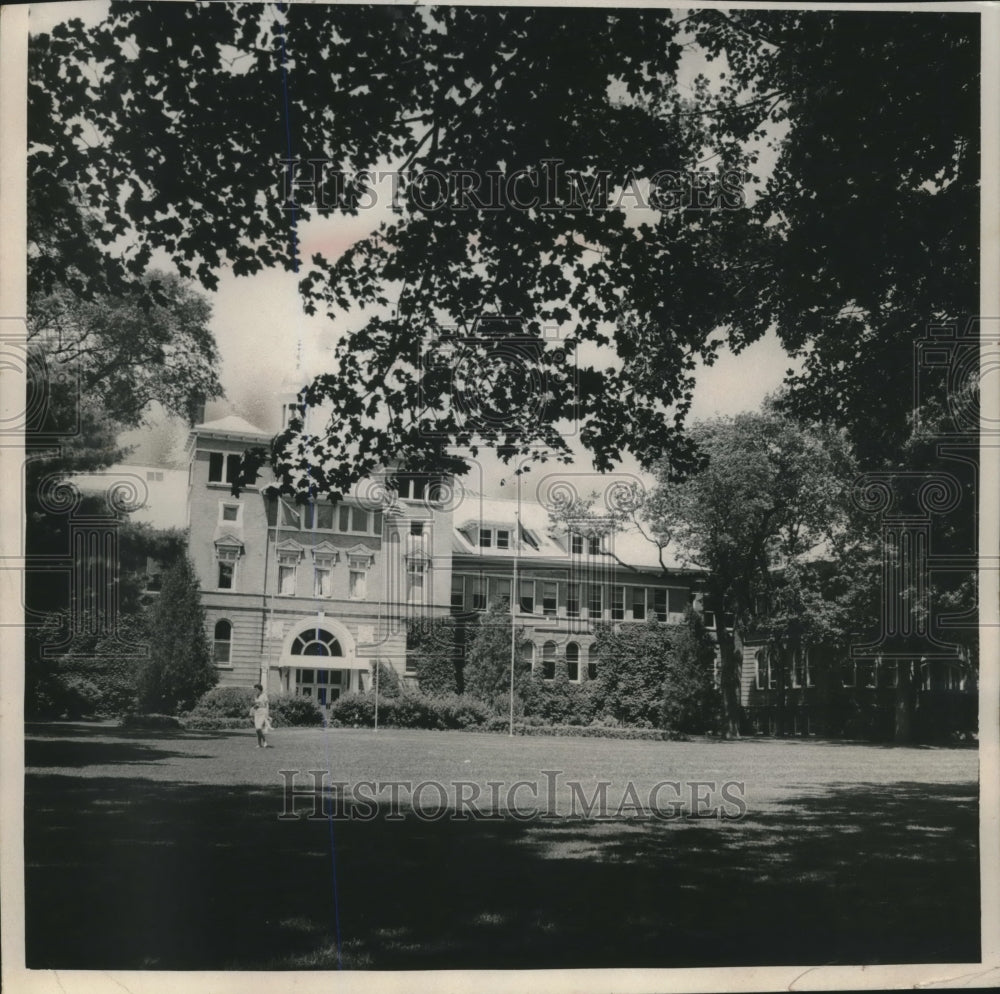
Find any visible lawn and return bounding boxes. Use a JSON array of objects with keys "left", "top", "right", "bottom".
[{"left": 24, "top": 722, "right": 979, "bottom": 970}]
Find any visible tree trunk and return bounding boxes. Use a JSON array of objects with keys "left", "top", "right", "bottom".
[
  {"left": 894, "top": 659, "right": 917, "bottom": 743},
  {"left": 718, "top": 627, "right": 743, "bottom": 739}
]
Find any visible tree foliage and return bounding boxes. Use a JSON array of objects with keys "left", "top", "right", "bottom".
[
  {"left": 28, "top": 270, "right": 223, "bottom": 428},
  {"left": 406, "top": 617, "right": 461, "bottom": 695},
  {"left": 641, "top": 406, "right": 857, "bottom": 736},
  {"left": 137, "top": 556, "right": 216, "bottom": 714},
  {"left": 591, "top": 620, "right": 673, "bottom": 729},
  {"left": 462, "top": 601, "right": 532, "bottom": 707},
  {"left": 29, "top": 6, "right": 976, "bottom": 491}
]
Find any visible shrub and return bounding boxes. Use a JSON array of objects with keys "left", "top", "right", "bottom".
[
  {"left": 187, "top": 685, "right": 256, "bottom": 718},
  {"left": 369, "top": 659, "right": 403, "bottom": 698},
  {"left": 268, "top": 693, "right": 324, "bottom": 727},
  {"left": 120, "top": 713, "right": 182, "bottom": 730},
  {"left": 522, "top": 669, "right": 599, "bottom": 726},
  {"left": 328, "top": 691, "right": 490, "bottom": 730}
]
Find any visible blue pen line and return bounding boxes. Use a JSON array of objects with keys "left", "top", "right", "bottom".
[{"left": 276, "top": 1, "right": 343, "bottom": 969}]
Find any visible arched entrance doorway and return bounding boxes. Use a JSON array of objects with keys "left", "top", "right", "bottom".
[{"left": 277, "top": 620, "right": 366, "bottom": 705}]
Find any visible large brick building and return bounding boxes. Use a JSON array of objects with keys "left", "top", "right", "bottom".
[
  {"left": 181, "top": 403, "right": 975, "bottom": 737},
  {"left": 184, "top": 408, "right": 704, "bottom": 704}
]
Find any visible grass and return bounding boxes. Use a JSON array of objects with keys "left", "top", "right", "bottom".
[{"left": 24, "top": 721, "right": 979, "bottom": 970}]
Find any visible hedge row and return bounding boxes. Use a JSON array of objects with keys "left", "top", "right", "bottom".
[
  {"left": 328, "top": 691, "right": 491, "bottom": 730},
  {"left": 182, "top": 686, "right": 324, "bottom": 728},
  {"left": 509, "top": 723, "right": 690, "bottom": 741}
]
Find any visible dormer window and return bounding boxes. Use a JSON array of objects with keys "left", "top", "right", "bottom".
[
  {"left": 588, "top": 535, "right": 601, "bottom": 556},
  {"left": 571, "top": 534, "right": 584, "bottom": 555},
  {"left": 496, "top": 529, "right": 510, "bottom": 549},
  {"left": 479, "top": 528, "right": 492, "bottom": 548}
]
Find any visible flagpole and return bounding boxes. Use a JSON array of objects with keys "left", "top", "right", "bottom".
[{"left": 509, "top": 483, "right": 519, "bottom": 737}]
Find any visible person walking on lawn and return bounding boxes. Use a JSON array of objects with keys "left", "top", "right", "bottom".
[{"left": 251, "top": 683, "right": 271, "bottom": 748}]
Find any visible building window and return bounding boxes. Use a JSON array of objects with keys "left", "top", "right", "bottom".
[
  {"left": 566, "top": 642, "right": 580, "bottom": 682},
  {"left": 805, "top": 649, "right": 816, "bottom": 688},
  {"left": 291, "top": 627, "right": 342, "bottom": 657},
  {"left": 519, "top": 579, "right": 534, "bottom": 614},
  {"left": 313, "top": 563, "right": 333, "bottom": 598},
  {"left": 755, "top": 649, "right": 767, "bottom": 691},
  {"left": 588, "top": 583, "right": 602, "bottom": 619},
  {"left": 451, "top": 574, "right": 465, "bottom": 610},
  {"left": 496, "top": 529, "right": 510, "bottom": 550},
  {"left": 279, "top": 498, "right": 301, "bottom": 529},
  {"left": 208, "top": 452, "right": 224, "bottom": 483},
  {"left": 630, "top": 586, "right": 646, "bottom": 621},
  {"left": 216, "top": 546, "right": 240, "bottom": 590},
  {"left": 277, "top": 552, "right": 299, "bottom": 596},
  {"left": 587, "top": 645, "right": 598, "bottom": 681},
  {"left": 542, "top": 581, "right": 558, "bottom": 618},
  {"left": 471, "top": 576, "right": 487, "bottom": 611},
  {"left": 668, "top": 588, "right": 688, "bottom": 617},
  {"left": 407, "top": 558, "right": 427, "bottom": 602},
  {"left": 523, "top": 641, "right": 535, "bottom": 670},
  {"left": 652, "top": 588, "right": 667, "bottom": 622},
  {"left": 767, "top": 651, "right": 778, "bottom": 689},
  {"left": 220, "top": 502, "right": 241, "bottom": 524},
  {"left": 410, "top": 521, "right": 424, "bottom": 536},
  {"left": 226, "top": 454, "right": 241, "bottom": 484},
  {"left": 349, "top": 569, "right": 367, "bottom": 599},
  {"left": 348, "top": 553, "right": 373, "bottom": 600},
  {"left": 880, "top": 658, "right": 897, "bottom": 688},
  {"left": 146, "top": 470, "right": 164, "bottom": 482},
  {"left": 395, "top": 475, "right": 434, "bottom": 501},
  {"left": 566, "top": 583, "right": 580, "bottom": 618},
  {"left": 841, "top": 661, "right": 856, "bottom": 688},
  {"left": 703, "top": 611, "right": 716, "bottom": 630},
  {"left": 542, "top": 641, "right": 556, "bottom": 680},
  {"left": 611, "top": 586, "right": 624, "bottom": 621},
  {"left": 338, "top": 505, "right": 373, "bottom": 534},
  {"left": 588, "top": 535, "right": 601, "bottom": 555},
  {"left": 490, "top": 576, "right": 512, "bottom": 609},
  {"left": 571, "top": 534, "right": 584, "bottom": 555},
  {"left": 791, "top": 647, "right": 803, "bottom": 688},
  {"left": 308, "top": 503, "right": 335, "bottom": 530},
  {"left": 479, "top": 528, "right": 492, "bottom": 548},
  {"left": 213, "top": 619, "right": 232, "bottom": 664}
]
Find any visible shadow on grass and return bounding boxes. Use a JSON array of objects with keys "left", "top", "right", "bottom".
[{"left": 25, "top": 756, "right": 979, "bottom": 970}]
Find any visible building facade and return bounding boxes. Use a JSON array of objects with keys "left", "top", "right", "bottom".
[{"left": 184, "top": 410, "right": 703, "bottom": 704}]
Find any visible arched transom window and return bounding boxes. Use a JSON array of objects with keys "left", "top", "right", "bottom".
[{"left": 291, "top": 628, "right": 343, "bottom": 657}]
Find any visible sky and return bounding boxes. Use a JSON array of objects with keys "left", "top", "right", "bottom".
[{"left": 31, "top": 0, "right": 800, "bottom": 494}]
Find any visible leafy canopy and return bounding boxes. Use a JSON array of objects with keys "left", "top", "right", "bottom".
[{"left": 29, "top": 5, "right": 979, "bottom": 490}]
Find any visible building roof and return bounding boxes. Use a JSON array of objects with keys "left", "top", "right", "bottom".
[
  {"left": 450, "top": 492, "right": 696, "bottom": 574},
  {"left": 194, "top": 415, "right": 268, "bottom": 437}
]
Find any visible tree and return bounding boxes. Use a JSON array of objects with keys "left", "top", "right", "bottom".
[
  {"left": 406, "top": 617, "right": 461, "bottom": 695},
  {"left": 641, "top": 407, "right": 856, "bottom": 737},
  {"left": 28, "top": 270, "right": 223, "bottom": 428},
  {"left": 137, "top": 556, "right": 216, "bottom": 714},
  {"left": 660, "top": 609, "right": 721, "bottom": 735},
  {"left": 29, "top": 7, "right": 977, "bottom": 492},
  {"left": 462, "top": 601, "right": 532, "bottom": 707}
]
